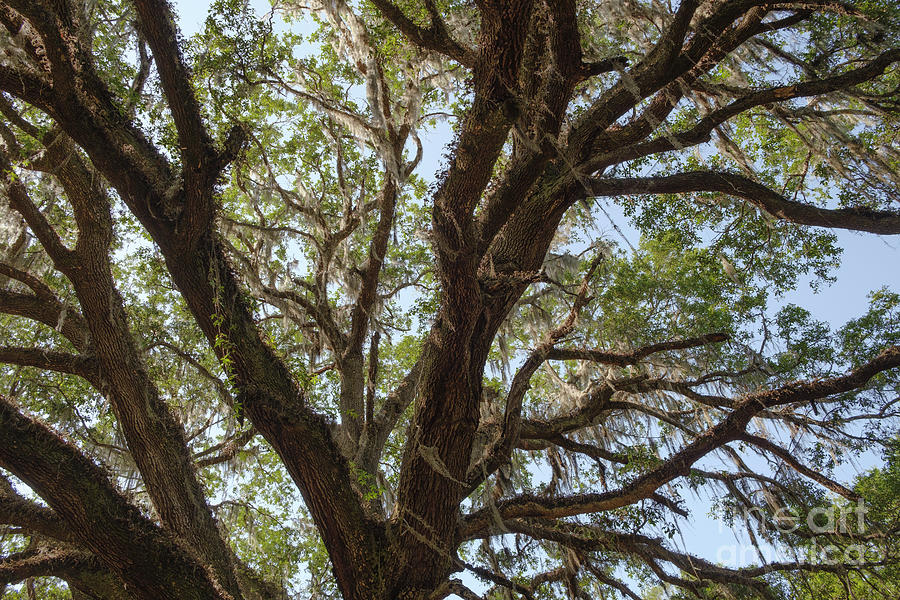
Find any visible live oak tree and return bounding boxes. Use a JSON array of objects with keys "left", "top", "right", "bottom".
[{"left": 0, "top": 0, "right": 899, "bottom": 598}]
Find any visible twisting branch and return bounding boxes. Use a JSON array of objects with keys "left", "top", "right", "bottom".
[
  {"left": 546, "top": 333, "right": 729, "bottom": 366},
  {"left": 0, "top": 394, "right": 231, "bottom": 600},
  {"left": 368, "top": 0, "right": 475, "bottom": 66},
  {"left": 738, "top": 432, "right": 861, "bottom": 500},
  {"left": 586, "top": 171, "right": 900, "bottom": 234},
  {"left": 515, "top": 370, "right": 732, "bottom": 444},
  {"left": 146, "top": 340, "right": 233, "bottom": 405}
]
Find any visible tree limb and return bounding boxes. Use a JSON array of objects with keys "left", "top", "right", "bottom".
[
  {"left": 588, "top": 170, "right": 900, "bottom": 234},
  {"left": 0, "top": 394, "right": 231, "bottom": 600},
  {"left": 546, "top": 333, "right": 729, "bottom": 366},
  {"left": 0, "top": 290, "right": 91, "bottom": 352},
  {"left": 0, "top": 547, "right": 99, "bottom": 587},
  {"left": 0, "top": 346, "right": 99, "bottom": 382},
  {"left": 0, "top": 473, "right": 73, "bottom": 542},
  {"left": 368, "top": 0, "right": 475, "bottom": 66},
  {"left": 739, "top": 432, "right": 861, "bottom": 500},
  {"left": 131, "top": 0, "right": 215, "bottom": 171}
]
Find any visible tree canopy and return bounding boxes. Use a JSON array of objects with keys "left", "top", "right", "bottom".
[{"left": 0, "top": 0, "right": 899, "bottom": 599}]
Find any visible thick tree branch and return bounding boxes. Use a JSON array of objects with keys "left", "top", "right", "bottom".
[
  {"left": 131, "top": 0, "right": 215, "bottom": 168},
  {"left": 0, "top": 290, "right": 91, "bottom": 352},
  {"left": 471, "top": 4, "right": 798, "bottom": 319},
  {"left": 369, "top": 0, "right": 474, "bottom": 66},
  {"left": 391, "top": 1, "right": 542, "bottom": 586},
  {"left": 587, "top": 170, "right": 900, "bottom": 234},
  {"left": 28, "top": 130, "right": 112, "bottom": 248},
  {"left": 14, "top": 118, "right": 247, "bottom": 599},
  {"left": 0, "top": 346, "right": 99, "bottom": 382},
  {"left": 2, "top": 14, "right": 382, "bottom": 592},
  {"left": 546, "top": 0, "right": 584, "bottom": 80},
  {"left": 365, "top": 331, "right": 380, "bottom": 429},
  {"left": 0, "top": 147, "right": 73, "bottom": 266},
  {"left": 2, "top": 0, "right": 179, "bottom": 239},
  {"left": 0, "top": 474, "right": 73, "bottom": 542},
  {"left": 635, "top": 0, "right": 700, "bottom": 83},
  {"left": 348, "top": 179, "right": 398, "bottom": 351},
  {"left": 430, "top": 0, "right": 536, "bottom": 281},
  {"left": 0, "top": 394, "right": 231, "bottom": 600},
  {"left": 0, "top": 547, "right": 100, "bottom": 587},
  {"left": 516, "top": 378, "right": 636, "bottom": 440},
  {"left": 131, "top": 0, "right": 243, "bottom": 238}
]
